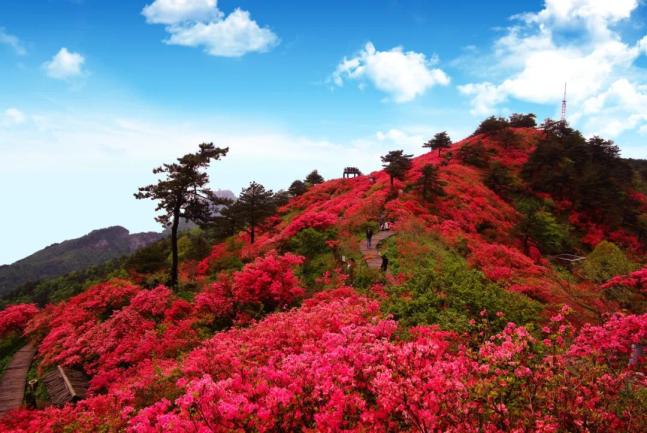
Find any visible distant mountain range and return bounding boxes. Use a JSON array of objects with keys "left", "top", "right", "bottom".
[
  {"left": 0, "top": 189, "right": 237, "bottom": 297},
  {"left": 0, "top": 226, "right": 163, "bottom": 296}
]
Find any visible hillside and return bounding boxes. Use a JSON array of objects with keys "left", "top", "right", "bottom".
[
  {"left": 0, "top": 119, "right": 645, "bottom": 432},
  {"left": 0, "top": 226, "right": 162, "bottom": 296}
]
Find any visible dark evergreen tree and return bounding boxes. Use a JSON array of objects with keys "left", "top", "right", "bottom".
[
  {"left": 509, "top": 113, "right": 537, "bottom": 128},
  {"left": 210, "top": 197, "right": 239, "bottom": 239},
  {"left": 135, "top": 143, "right": 228, "bottom": 287},
  {"left": 457, "top": 141, "right": 490, "bottom": 168},
  {"left": 305, "top": 170, "right": 324, "bottom": 186},
  {"left": 381, "top": 150, "right": 413, "bottom": 188},
  {"left": 423, "top": 131, "right": 452, "bottom": 156},
  {"left": 523, "top": 121, "right": 634, "bottom": 227},
  {"left": 288, "top": 180, "right": 307, "bottom": 196},
  {"left": 273, "top": 189, "right": 291, "bottom": 207},
  {"left": 475, "top": 116, "right": 509, "bottom": 135},
  {"left": 235, "top": 181, "right": 276, "bottom": 244},
  {"left": 417, "top": 164, "right": 446, "bottom": 200}
]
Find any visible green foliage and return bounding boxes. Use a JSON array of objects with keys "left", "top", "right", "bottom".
[
  {"left": 508, "top": 113, "right": 536, "bottom": 128},
  {"left": 288, "top": 180, "right": 307, "bottom": 196},
  {"left": 287, "top": 228, "right": 335, "bottom": 259},
  {"left": 234, "top": 181, "right": 278, "bottom": 244},
  {"left": 423, "top": 131, "right": 452, "bottom": 156},
  {"left": 602, "top": 283, "right": 647, "bottom": 314},
  {"left": 515, "top": 199, "right": 570, "bottom": 255},
  {"left": 305, "top": 170, "right": 325, "bottom": 186},
  {"left": 457, "top": 141, "right": 490, "bottom": 168},
  {"left": 485, "top": 162, "right": 521, "bottom": 198},
  {"left": 287, "top": 228, "right": 337, "bottom": 289},
  {"left": 381, "top": 150, "right": 413, "bottom": 187},
  {"left": 127, "top": 238, "right": 170, "bottom": 274},
  {"left": 2, "top": 258, "right": 128, "bottom": 307},
  {"left": 0, "top": 334, "right": 24, "bottom": 375},
  {"left": 416, "top": 164, "right": 446, "bottom": 201},
  {"left": 176, "top": 229, "right": 211, "bottom": 262},
  {"left": 135, "top": 143, "right": 229, "bottom": 287},
  {"left": 522, "top": 123, "right": 634, "bottom": 227},
  {"left": 383, "top": 245, "right": 541, "bottom": 333},
  {"left": 25, "top": 360, "right": 49, "bottom": 409},
  {"left": 582, "top": 241, "right": 636, "bottom": 283},
  {"left": 475, "top": 116, "right": 509, "bottom": 135}
]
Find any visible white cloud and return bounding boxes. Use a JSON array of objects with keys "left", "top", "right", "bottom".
[
  {"left": 142, "top": 1, "right": 278, "bottom": 57},
  {"left": 0, "top": 28, "right": 26, "bottom": 55},
  {"left": 166, "top": 9, "right": 278, "bottom": 57},
  {"left": 3, "top": 108, "right": 26, "bottom": 126},
  {"left": 333, "top": 42, "right": 449, "bottom": 103},
  {"left": 460, "top": 0, "right": 647, "bottom": 137},
  {"left": 43, "top": 48, "right": 85, "bottom": 79},
  {"left": 142, "top": 0, "right": 220, "bottom": 24},
  {"left": 458, "top": 82, "right": 507, "bottom": 115}
]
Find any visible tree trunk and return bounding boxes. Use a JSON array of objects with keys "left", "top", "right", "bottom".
[
  {"left": 170, "top": 208, "right": 180, "bottom": 288},
  {"left": 250, "top": 219, "right": 255, "bottom": 244}
]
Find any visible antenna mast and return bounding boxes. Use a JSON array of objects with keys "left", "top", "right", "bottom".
[{"left": 560, "top": 82, "right": 567, "bottom": 123}]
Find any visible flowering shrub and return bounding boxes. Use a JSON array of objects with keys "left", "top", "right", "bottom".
[
  {"left": 282, "top": 210, "right": 338, "bottom": 238},
  {"left": 2, "top": 288, "right": 645, "bottom": 433},
  {"left": 193, "top": 251, "right": 305, "bottom": 328},
  {"left": 0, "top": 303, "right": 39, "bottom": 338},
  {"left": 3, "top": 126, "right": 647, "bottom": 432}
]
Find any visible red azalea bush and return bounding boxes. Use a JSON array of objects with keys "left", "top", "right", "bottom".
[
  {"left": 0, "top": 303, "right": 39, "bottom": 338},
  {"left": 30, "top": 282, "right": 197, "bottom": 393},
  {"left": 282, "top": 210, "right": 338, "bottom": 238},
  {"left": 2, "top": 290, "right": 645, "bottom": 433},
  {"left": 194, "top": 251, "right": 305, "bottom": 326},
  {"left": 131, "top": 298, "right": 646, "bottom": 433},
  {"left": 601, "top": 265, "right": 647, "bottom": 292}
]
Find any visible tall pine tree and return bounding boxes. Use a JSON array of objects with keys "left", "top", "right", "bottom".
[
  {"left": 235, "top": 181, "right": 277, "bottom": 244},
  {"left": 135, "top": 143, "right": 228, "bottom": 287},
  {"left": 381, "top": 150, "right": 413, "bottom": 188},
  {"left": 423, "top": 131, "right": 452, "bottom": 156}
]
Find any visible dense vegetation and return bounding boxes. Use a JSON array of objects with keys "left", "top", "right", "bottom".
[
  {"left": 0, "top": 226, "right": 160, "bottom": 297},
  {"left": 0, "top": 116, "right": 645, "bottom": 432}
]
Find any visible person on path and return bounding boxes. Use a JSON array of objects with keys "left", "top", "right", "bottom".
[
  {"left": 366, "top": 227, "right": 374, "bottom": 248},
  {"left": 380, "top": 253, "right": 389, "bottom": 272}
]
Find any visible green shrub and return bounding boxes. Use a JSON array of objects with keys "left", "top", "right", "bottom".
[
  {"left": 382, "top": 235, "right": 541, "bottom": 333},
  {"left": 582, "top": 241, "right": 636, "bottom": 283},
  {"left": 457, "top": 142, "right": 490, "bottom": 168}
]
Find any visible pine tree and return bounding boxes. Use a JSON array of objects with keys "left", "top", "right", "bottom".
[
  {"left": 135, "top": 143, "right": 228, "bottom": 287},
  {"left": 423, "top": 131, "right": 452, "bottom": 156},
  {"left": 381, "top": 150, "right": 413, "bottom": 188},
  {"left": 417, "top": 164, "right": 445, "bottom": 200},
  {"left": 289, "top": 180, "right": 307, "bottom": 196},
  {"left": 304, "top": 170, "right": 324, "bottom": 186},
  {"left": 235, "top": 181, "right": 277, "bottom": 244}
]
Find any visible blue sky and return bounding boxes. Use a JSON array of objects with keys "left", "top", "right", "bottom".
[{"left": 1, "top": 0, "right": 646, "bottom": 264}]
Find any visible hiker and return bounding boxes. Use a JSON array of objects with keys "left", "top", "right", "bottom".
[
  {"left": 366, "top": 227, "right": 374, "bottom": 248},
  {"left": 380, "top": 253, "right": 389, "bottom": 272}
]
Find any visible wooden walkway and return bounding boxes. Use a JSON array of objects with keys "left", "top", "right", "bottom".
[
  {"left": 0, "top": 343, "right": 35, "bottom": 415},
  {"left": 360, "top": 230, "right": 394, "bottom": 270}
]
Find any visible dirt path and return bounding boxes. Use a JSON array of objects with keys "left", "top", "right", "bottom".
[
  {"left": 0, "top": 343, "right": 35, "bottom": 416},
  {"left": 359, "top": 230, "right": 394, "bottom": 270}
]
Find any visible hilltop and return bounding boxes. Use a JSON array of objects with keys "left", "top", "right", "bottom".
[
  {"left": 0, "top": 226, "right": 162, "bottom": 297},
  {"left": 0, "top": 117, "right": 645, "bottom": 432}
]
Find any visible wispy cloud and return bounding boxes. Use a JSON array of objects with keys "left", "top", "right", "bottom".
[{"left": 0, "top": 27, "right": 26, "bottom": 55}]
